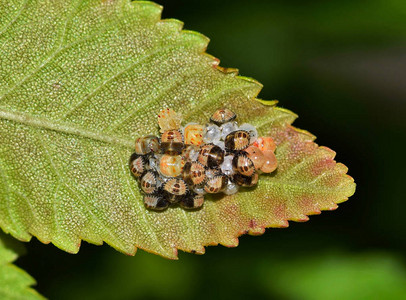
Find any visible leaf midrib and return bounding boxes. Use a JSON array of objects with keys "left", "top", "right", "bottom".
[{"left": 0, "top": 107, "right": 133, "bottom": 148}]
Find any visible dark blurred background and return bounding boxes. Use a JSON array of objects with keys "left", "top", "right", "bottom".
[{"left": 17, "top": 0, "right": 406, "bottom": 299}]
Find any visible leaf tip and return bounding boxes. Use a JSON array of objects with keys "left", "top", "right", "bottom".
[
  {"left": 255, "top": 99, "right": 279, "bottom": 106},
  {"left": 132, "top": 0, "right": 163, "bottom": 12},
  {"left": 248, "top": 227, "right": 266, "bottom": 236},
  {"left": 181, "top": 29, "right": 210, "bottom": 51}
]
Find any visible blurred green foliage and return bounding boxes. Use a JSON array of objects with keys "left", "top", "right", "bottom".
[
  {"left": 14, "top": 0, "right": 406, "bottom": 299},
  {"left": 260, "top": 252, "right": 406, "bottom": 300}
]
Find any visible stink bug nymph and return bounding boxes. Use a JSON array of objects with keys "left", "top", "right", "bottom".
[
  {"left": 180, "top": 192, "right": 205, "bottom": 209},
  {"left": 232, "top": 153, "right": 255, "bottom": 177},
  {"left": 144, "top": 194, "right": 169, "bottom": 211},
  {"left": 129, "top": 153, "right": 148, "bottom": 179},
  {"left": 135, "top": 135, "right": 160, "bottom": 155},
  {"left": 140, "top": 170, "right": 160, "bottom": 194},
  {"left": 163, "top": 178, "right": 188, "bottom": 203},
  {"left": 225, "top": 130, "right": 251, "bottom": 151},
  {"left": 204, "top": 175, "right": 227, "bottom": 193},
  {"left": 198, "top": 144, "right": 224, "bottom": 168},
  {"left": 161, "top": 130, "right": 184, "bottom": 154},
  {"left": 233, "top": 172, "right": 259, "bottom": 187},
  {"left": 210, "top": 108, "right": 236, "bottom": 125},
  {"left": 182, "top": 161, "right": 207, "bottom": 186}
]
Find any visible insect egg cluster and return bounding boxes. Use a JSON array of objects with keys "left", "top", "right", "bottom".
[{"left": 130, "top": 108, "right": 278, "bottom": 211}]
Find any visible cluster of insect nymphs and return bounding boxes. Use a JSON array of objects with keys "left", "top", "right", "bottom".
[{"left": 129, "top": 108, "right": 278, "bottom": 211}]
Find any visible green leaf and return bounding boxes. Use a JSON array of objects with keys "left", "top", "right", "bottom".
[
  {"left": 259, "top": 252, "right": 406, "bottom": 300},
  {"left": 0, "top": 0, "right": 355, "bottom": 259},
  {"left": 0, "top": 233, "right": 44, "bottom": 300}
]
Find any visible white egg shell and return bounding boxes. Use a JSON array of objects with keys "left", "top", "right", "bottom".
[
  {"left": 193, "top": 185, "right": 207, "bottom": 195},
  {"left": 203, "top": 124, "right": 221, "bottom": 143},
  {"left": 220, "top": 155, "right": 234, "bottom": 176},
  {"left": 223, "top": 179, "right": 239, "bottom": 195}
]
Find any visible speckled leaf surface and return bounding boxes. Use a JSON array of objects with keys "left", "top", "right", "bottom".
[
  {"left": 0, "top": 234, "right": 44, "bottom": 299},
  {"left": 0, "top": 0, "right": 355, "bottom": 259}
]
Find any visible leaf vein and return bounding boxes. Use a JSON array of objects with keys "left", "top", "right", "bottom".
[
  {"left": 264, "top": 179, "right": 346, "bottom": 192},
  {"left": 0, "top": 3, "right": 109, "bottom": 100},
  {"left": 183, "top": 82, "right": 256, "bottom": 120},
  {"left": 0, "top": 0, "right": 28, "bottom": 37},
  {"left": 34, "top": 129, "right": 129, "bottom": 250},
  {"left": 0, "top": 109, "right": 133, "bottom": 148},
  {"left": 59, "top": 43, "right": 184, "bottom": 121},
  {"left": 106, "top": 62, "right": 204, "bottom": 132}
]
